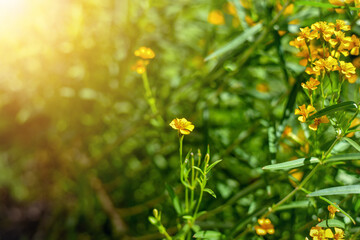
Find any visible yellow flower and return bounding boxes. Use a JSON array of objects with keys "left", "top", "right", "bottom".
[
  {"left": 334, "top": 19, "right": 351, "bottom": 31},
  {"left": 245, "top": 15, "right": 256, "bottom": 26},
  {"left": 329, "top": 0, "right": 345, "bottom": 6},
  {"left": 134, "top": 46, "right": 155, "bottom": 59},
  {"left": 346, "top": 117, "right": 360, "bottom": 137},
  {"left": 208, "top": 10, "right": 225, "bottom": 25},
  {"left": 329, "top": 31, "right": 351, "bottom": 49},
  {"left": 255, "top": 218, "right": 275, "bottom": 236},
  {"left": 309, "top": 116, "right": 329, "bottom": 131},
  {"left": 297, "top": 27, "right": 318, "bottom": 41},
  {"left": 309, "top": 226, "right": 333, "bottom": 240},
  {"left": 328, "top": 204, "right": 340, "bottom": 219},
  {"left": 306, "top": 56, "right": 338, "bottom": 76},
  {"left": 337, "top": 61, "right": 356, "bottom": 82},
  {"left": 311, "top": 21, "right": 334, "bottom": 41},
  {"left": 131, "top": 59, "right": 149, "bottom": 74},
  {"left": 289, "top": 168, "right": 304, "bottom": 187},
  {"left": 276, "top": 1, "right": 294, "bottom": 15},
  {"left": 256, "top": 83, "right": 269, "bottom": 92},
  {"left": 333, "top": 227, "right": 345, "bottom": 240},
  {"left": 225, "top": 2, "right": 237, "bottom": 16},
  {"left": 349, "top": 35, "right": 360, "bottom": 55},
  {"left": 302, "top": 77, "right": 320, "bottom": 90},
  {"left": 169, "top": 118, "right": 195, "bottom": 135},
  {"left": 295, "top": 104, "right": 316, "bottom": 123},
  {"left": 289, "top": 38, "right": 306, "bottom": 49}
]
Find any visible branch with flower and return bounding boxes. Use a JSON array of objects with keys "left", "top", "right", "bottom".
[
  {"left": 149, "top": 118, "right": 222, "bottom": 240},
  {"left": 261, "top": 19, "right": 360, "bottom": 240},
  {"left": 132, "top": 46, "right": 163, "bottom": 125}
]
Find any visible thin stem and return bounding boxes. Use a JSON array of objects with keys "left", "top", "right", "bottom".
[
  {"left": 179, "top": 135, "right": 184, "bottom": 167},
  {"left": 190, "top": 153, "right": 195, "bottom": 212},
  {"left": 159, "top": 225, "right": 172, "bottom": 240},
  {"left": 193, "top": 154, "right": 209, "bottom": 221},
  {"left": 142, "top": 71, "right": 164, "bottom": 125},
  {"left": 142, "top": 71, "right": 157, "bottom": 114},
  {"left": 193, "top": 185, "right": 204, "bottom": 220},
  {"left": 185, "top": 187, "right": 189, "bottom": 213},
  {"left": 262, "top": 136, "right": 342, "bottom": 218}
]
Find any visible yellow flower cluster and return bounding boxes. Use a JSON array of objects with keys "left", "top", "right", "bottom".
[
  {"left": 255, "top": 218, "right": 275, "bottom": 236},
  {"left": 291, "top": 20, "right": 359, "bottom": 130},
  {"left": 290, "top": 20, "right": 359, "bottom": 83},
  {"left": 132, "top": 46, "right": 155, "bottom": 74},
  {"left": 308, "top": 226, "right": 344, "bottom": 240}
]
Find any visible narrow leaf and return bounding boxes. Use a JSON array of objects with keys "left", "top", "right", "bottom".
[
  {"left": 193, "top": 230, "right": 222, "bottom": 239},
  {"left": 193, "top": 166, "right": 205, "bottom": 176},
  {"left": 206, "top": 159, "right": 222, "bottom": 174},
  {"left": 205, "top": 23, "right": 263, "bottom": 61},
  {"left": 307, "top": 101, "right": 358, "bottom": 121},
  {"left": 263, "top": 157, "right": 320, "bottom": 171},
  {"left": 204, "top": 188, "right": 217, "bottom": 198},
  {"left": 182, "top": 215, "right": 193, "bottom": 220},
  {"left": 317, "top": 219, "right": 345, "bottom": 229},
  {"left": 343, "top": 137, "right": 360, "bottom": 152},
  {"left": 165, "top": 184, "right": 182, "bottom": 214},
  {"left": 148, "top": 216, "right": 157, "bottom": 225},
  {"left": 325, "top": 153, "right": 360, "bottom": 163},
  {"left": 296, "top": 0, "right": 358, "bottom": 10},
  {"left": 308, "top": 185, "right": 360, "bottom": 197},
  {"left": 295, "top": 1, "right": 335, "bottom": 8},
  {"left": 276, "top": 201, "right": 310, "bottom": 211}
]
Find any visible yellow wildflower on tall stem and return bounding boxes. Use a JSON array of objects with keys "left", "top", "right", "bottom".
[
  {"left": 169, "top": 118, "right": 195, "bottom": 213},
  {"left": 133, "top": 46, "right": 164, "bottom": 125}
]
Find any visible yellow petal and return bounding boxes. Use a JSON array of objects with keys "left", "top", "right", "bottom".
[
  {"left": 180, "top": 129, "right": 191, "bottom": 135},
  {"left": 325, "top": 228, "right": 334, "bottom": 238},
  {"left": 185, "top": 124, "right": 195, "bottom": 131}
]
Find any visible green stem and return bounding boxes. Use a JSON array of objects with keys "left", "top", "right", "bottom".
[
  {"left": 193, "top": 154, "right": 209, "bottom": 221},
  {"left": 193, "top": 185, "right": 204, "bottom": 220},
  {"left": 185, "top": 187, "right": 189, "bottom": 213},
  {"left": 159, "top": 225, "right": 172, "bottom": 240},
  {"left": 142, "top": 71, "right": 164, "bottom": 125},
  {"left": 179, "top": 135, "right": 184, "bottom": 167},
  {"left": 263, "top": 136, "right": 342, "bottom": 218},
  {"left": 190, "top": 153, "right": 195, "bottom": 211}
]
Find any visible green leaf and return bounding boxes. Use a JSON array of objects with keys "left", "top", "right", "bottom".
[
  {"left": 206, "top": 159, "right": 222, "bottom": 174},
  {"left": 148, "top": 216, "right": 157, "bottom": 225},
  {"left": 276, "top": 201, "right": 310, "bottom": 211},
  {"left": 343, "top": 137, "right": 360, "bottom": 152},
  {"left": 193, "top": 166, "right": 205, "bottom": 176},
  {"left": 193, "top": 230, "right": 222, "bottom": 239},
  {"left": 325, "top": 153, "right": 360, "bottom": 163},
  {"left": 262, "top": 157, "right": 320, "bottom": 171},
  {"left": 317, "top": 219, "right": 345, "bottom": 229},
  {"left": 307, "top": 101, "right": 358, "bottom": 121},
  {"left": 182, "top": 215, "right": 193, "bottom": 220},
  {"left": 295, "top": 1, "right": 335, "bottom": 8},
  {"left": 204, "top": 188, "right": 217, "bottom": 198},
  {"left": 204, "top": 23, "right": 263, "bottom": 61},
  {"left": 165, "top": 183, "right": 182, "bottom": 214},
  {"left": 295, "top": 0, "right": 358, "bottom": 10},
  {"left": 308, "top": 185, "right": 360, "bottom": 197}
]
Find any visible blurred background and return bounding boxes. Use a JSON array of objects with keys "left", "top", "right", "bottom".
[{"left": 1, "top": 0, "right": 359, "bottom": 239}]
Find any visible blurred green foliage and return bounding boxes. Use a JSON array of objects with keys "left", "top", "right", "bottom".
[{"left": 0, "top": 0, "right": 360, "bottom": 239}]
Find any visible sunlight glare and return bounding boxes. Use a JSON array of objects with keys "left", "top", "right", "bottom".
[{"left": 0, "top": 0, "right": 27, "bottom": 32}]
